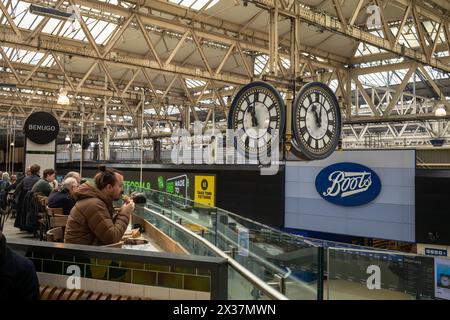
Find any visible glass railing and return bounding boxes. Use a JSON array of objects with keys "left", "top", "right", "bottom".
[
  {"left": 327, "top": 247, "right": 436, "bottom": 300},
  {"left": 124, "top": 185, "right": 321, "bottom": 300},
  {"left": 134, "top": 201, "right": 287, "bottom": 300}
]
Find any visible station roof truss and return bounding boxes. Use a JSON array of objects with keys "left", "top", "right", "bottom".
[{"left": 0, "top": 0, "right": 449, "bottom": 147}]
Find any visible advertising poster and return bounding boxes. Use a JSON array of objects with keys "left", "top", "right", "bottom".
[
  {"left": 79, "top": 168, "right": 216, "bottom": 209},
  {"left": 194, "top": 175, "right": 215, "bottom": 208},
  {"left": 237, "top": 226, "right": 249, "bottom": 257},
  {"left": 166, "top": 175, "right": 188, "bottom": 207},
  {"left": 435, "top": 257, "right": 450, "bottom": 300}
]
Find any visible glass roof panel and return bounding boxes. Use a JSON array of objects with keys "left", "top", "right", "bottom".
[
  {"left": 95, "top": 22, "right": 117, "bottom": 44},
  {"left": 185, "top": 78, "right": 206, "bottom": 89},
  {"left": 254, "top": 54, "right": 268, "bottom": 75},
  {"left": 11, "top": 1, "right": 44, "bottom": 30},
  {"left": 169, "top": 0, "right": 219, "bottom": 10}
]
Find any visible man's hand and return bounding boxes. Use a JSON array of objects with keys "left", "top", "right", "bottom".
[{"left": 121, "top": 200, "right": 135, "bottom": 217}]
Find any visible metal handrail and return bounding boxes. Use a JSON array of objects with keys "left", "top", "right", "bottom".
[{"left": 143, "top": 206, "right": 289, "bottom": 300}]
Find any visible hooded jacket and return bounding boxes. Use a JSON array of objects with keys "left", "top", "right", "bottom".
[{"left": 64, "top": 182, "right": 129, "bottom": 246}]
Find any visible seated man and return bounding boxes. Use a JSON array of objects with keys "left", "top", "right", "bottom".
[
  {"left": 0, "top": 230, "right": 40, "bottom": 300},
  {"left": 64, "top": 166, "right": 135, "bottom": 246},
  {"left": 31, "top": 168, "right": 56, "bottom": 197},
  {"left": 48, "top": 177, "right": 79, "bottom": 215},
  {"left": 50, "top": 172, "right": 81, "bottom": 196},
  {"left": 64, "top": 171, "right": 81, "bottom": 185}
]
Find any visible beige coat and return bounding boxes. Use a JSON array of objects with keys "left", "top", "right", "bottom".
[{"left": 64, "top": 182, "right": 129, "bottom": 246}]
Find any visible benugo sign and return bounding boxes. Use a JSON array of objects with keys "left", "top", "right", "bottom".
[
  {"left": 194, "top": 175, "right": 215, "bottom": 208},
  {"left": 24, "top": 111, "right": 60, "bottom": 144},
  {"left": 315, "top": 162, "right": 382, "bottom": 206}
]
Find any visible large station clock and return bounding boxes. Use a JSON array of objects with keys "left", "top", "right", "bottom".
[
  {"left": 228, "top": 81, "right": 285, "bottom": 160},
  {"left": 291, "top": 82, "right": 341, "bottom": 160}
]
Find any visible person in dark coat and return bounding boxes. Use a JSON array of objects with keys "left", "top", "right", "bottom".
[
  {"left": 48, "top": 177, "right": 79, "bottom": 215},
  {"left": 14, "top": 164, "right": 41, "bottom": 230},
  {"left": 0, "top": 230, "right": 40, "bottom": 300},
  {"left": 32, "top": 168, "right": 56, "bottom": 197}
]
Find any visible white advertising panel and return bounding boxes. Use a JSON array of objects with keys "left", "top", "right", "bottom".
[{"left": 285, "top": 150, "right": 415, "bottom": 242}]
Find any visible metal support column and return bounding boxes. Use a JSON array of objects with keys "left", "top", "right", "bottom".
[{"left": 269, "top": 1, "right": 278, "bottom": 76}]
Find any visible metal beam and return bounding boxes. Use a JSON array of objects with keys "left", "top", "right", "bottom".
[
  {"left": 0, "top": 0, "right": 21, "bottom": 37},
  {"left": 383, "top": 63, "right": 417, "bottom": 117},
  {"left": 252, "top": 0, "right": 450, "bottom": 73}
]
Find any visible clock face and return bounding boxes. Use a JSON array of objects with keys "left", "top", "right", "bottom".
[
  {"left": 292, "top": 82, "right": 341, "bottom": 160},
  {"left": 228, "top": 81, "right": 285, "bottom": 159}
]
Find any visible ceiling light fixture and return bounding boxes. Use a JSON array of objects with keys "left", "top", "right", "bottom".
[
  {"left": 58, "top": 55, "right": 70, "bottom": 105},
  {"left": 57, "top": 87, "right": 70, "bottom": 105},
  {"left": 29, "top": 4, "right": 72, "bottom": 19},
  {"left": 0, "top": 83, "right": 17, "bottom": 88},
  {"left": 435, "top": 106, "right": 447, "bottom": 117}
]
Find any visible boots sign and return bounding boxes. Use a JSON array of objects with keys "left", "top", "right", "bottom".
[
  {"left": 24, "top": 111, "right": 60, "bottom": 144},
  {"left": 315, "top": 162, "right": 382, "bottom": 206}
]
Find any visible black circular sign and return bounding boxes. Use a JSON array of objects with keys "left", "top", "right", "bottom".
[
  {"left": 201, "top": 179, "right": 208, "bottom": 191},
  {"left": 24, "top": 111, "right": 60, "bottom": 144}
]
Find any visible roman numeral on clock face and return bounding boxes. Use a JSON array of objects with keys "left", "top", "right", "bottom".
[
  {"left": 229, "top": 82, "right": 286, "bottom": 159},
  {"left": 291, "top": 82, "right": 341, "bottom": 160},
  {"left": 300, "top": 126, "right": 307, "bottom": 136},
  {"left": 270, "top": 115, "right": 279, "bottom": 123}
]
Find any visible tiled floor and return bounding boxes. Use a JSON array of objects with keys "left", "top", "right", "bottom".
[{"left": 2, "top": 214, "right": 37, "bottom": 240}]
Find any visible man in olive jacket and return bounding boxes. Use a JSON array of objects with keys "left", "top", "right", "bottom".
[{"left": 64, "top": 167, "right": 135, "bottom": 246}]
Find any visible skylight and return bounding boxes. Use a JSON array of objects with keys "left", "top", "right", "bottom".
[
  {"left": 169, "top": 0, "right": 220, "bottom": 11},
  {"left": 254, "top": 54, "right": 268, "bottom": 75},
  {"left": 3, "top": 1, "right": 118, "bottom": 46},
  {"left": 185, "top": 78, "right": 206, "bottom": 89}
]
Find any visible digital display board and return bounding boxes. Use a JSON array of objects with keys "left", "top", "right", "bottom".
[{"left": 329, "top": 250, "right": 435, "bottom": 298}]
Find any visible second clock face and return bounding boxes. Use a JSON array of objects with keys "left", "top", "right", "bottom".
[
  {"left": 228, "top": 81, "right": 285, "bottom": 158},
  {"left": 292, "top": 82, "right": 341, "bottom": 160}
]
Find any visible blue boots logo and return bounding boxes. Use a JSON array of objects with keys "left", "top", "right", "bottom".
[{"left": 315, "top": 162, "right": 382, "bottom": 206}]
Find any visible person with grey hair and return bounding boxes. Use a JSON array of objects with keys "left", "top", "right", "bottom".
[
  {"left": 64, "top": 171, "right": 81, "bottom": 185},
  {"left": 0, "top": 172, "right": 10, "bottom": 209},
  {"left": 1, "top": 172, "right": 8, "bottom": 182},
  {"left": 48, "top": 177, "right": 79, "bottom": 215}
]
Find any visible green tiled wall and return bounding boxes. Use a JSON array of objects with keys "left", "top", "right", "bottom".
[{"left": 27, "top": 250, "right": 211, "bottom": 292}]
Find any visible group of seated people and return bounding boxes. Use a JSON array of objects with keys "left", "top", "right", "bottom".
[
  {"left": 9, "top": 164, "right": 135, "bottom": 246},
  {"left": 0, "top": 165, "right": 138, "bottom": 300}
]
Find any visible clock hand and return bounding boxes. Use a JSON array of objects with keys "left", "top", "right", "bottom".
[
  {"left": 312, "top": 104, "right": 320, "bottom": 126},
  {"left": 251, "top": 104, "right": 258, "bottom": 127},
  {"left": 318, "top": 105, "right": 323, "bottom": 127}
]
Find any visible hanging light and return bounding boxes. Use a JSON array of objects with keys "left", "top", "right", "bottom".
[
  {"left": 435, "top": 105, "right": 447, "bottom": 117},
  {"left": 57, "top": 87, "right": 70, "bottom": 105},
  {"left": 65, "top": 134, "right": 71, "bottom": 142},
  {"left": 57, "top": 54, "right": 70, "bottom": 105},
  {"left": 163, "top": 123, "right": 171, "bottom": 133}
]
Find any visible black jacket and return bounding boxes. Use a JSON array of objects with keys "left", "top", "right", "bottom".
[
  {"left": 14, "top": 175, "right": 40, "bottom": 230},
  {"left": 0, "top": 235, "right": 40, "bottom": 300},
  {"left": 16, "top": 174, "right": 40, "bottom": 195},
  {"left": 48, "top": 188, "right": 75, "bottom": 215}
]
